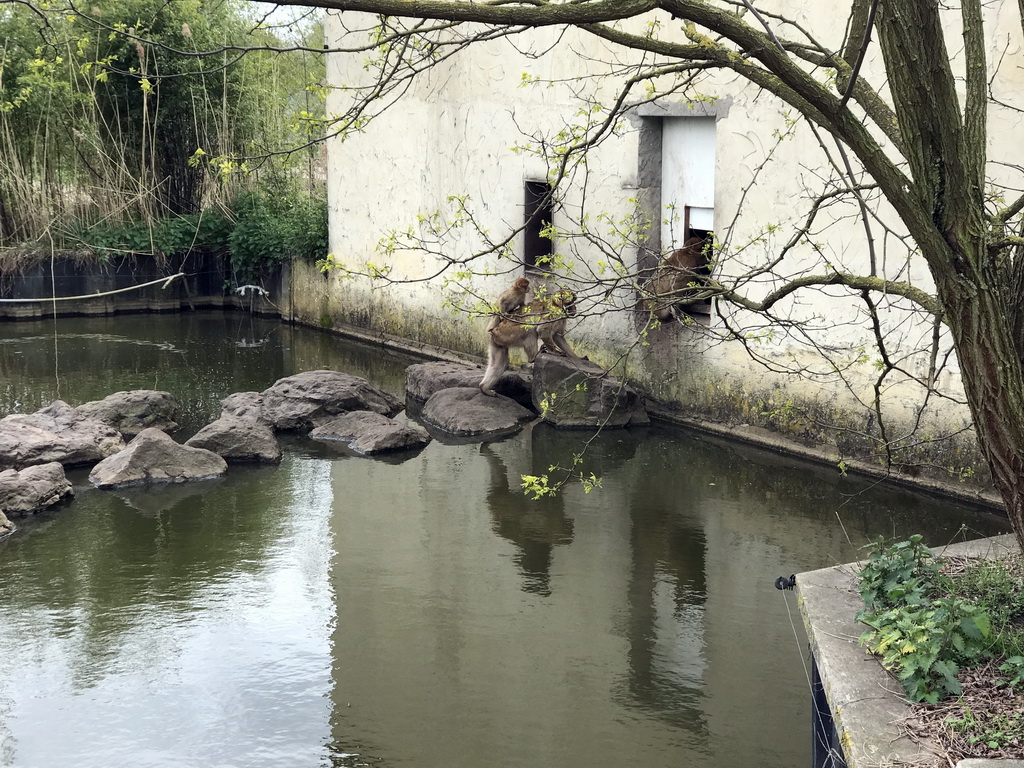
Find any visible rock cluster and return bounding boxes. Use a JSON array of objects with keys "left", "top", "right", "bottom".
[
  {"left": 310, "top": 411, "right": 430, "bottom": 455},
  {"left": 0, "top": 371, "right": 423, "bottom": 530},
  {"left": 531, "top": 355, "right": 649, "bottom": 428},
  {"left": 406, "top": 361, "right": 532, "bottom": 407},
  {"left": 89, "top": 428, "right": 228, "bottom": 489},
  {"left": 420, "top": 387, "right": 535, "bottom": 436},
  {"left": 75, "top": 390, "right": 179, "bottom": 438},
  {"left": 185, "top": 416, "right": 281, "bottom": 463},
  {"left": 0, "top": 463, "right": 73, "bottom": 513}
]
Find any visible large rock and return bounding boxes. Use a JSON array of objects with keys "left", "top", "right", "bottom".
[
  {"left": 405, "top": 361, "right": 533, "bottom": 407},
  {"left": 185, "top": 415, "right": 282, "bottom": 463},
  {"left": 220, "top": 392, "right": 270, "bottom": 425},
  {"left": 310, "top": 411, "right": 432, "bottom": 455},
  {"left": 0, "top": 400, "right": 125, "bottom": 469},
  {"left": 89, "top": 428, "right": 228, "bottom": 489},
  {"left": 420, "top": 387, "right": 535, "bottom": 437},
  {"left": 260, "top": 370, "right": 403, "bottom": 431},
  {"left": 0, "top": 511, "right": 12, "bottom": 538},
  {"left": 531, "top": 355, "right": 648, "bottom": 428},
  {"left": 0, "top": 462, "right": 73, "bottom": 516},
  {"left": 75, "top": 390, "right": 180, "bottom": 438}
]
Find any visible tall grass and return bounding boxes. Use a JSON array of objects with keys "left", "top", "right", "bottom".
[{"left": 0, "top": 1, "right": 325, "bottom": 253}]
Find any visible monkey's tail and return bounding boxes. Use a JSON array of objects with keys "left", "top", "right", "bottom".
[{"left": 479, "top": 343, "right": 509, "bottom": 397}]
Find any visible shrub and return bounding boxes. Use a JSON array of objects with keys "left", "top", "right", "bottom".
[
  {"left": 857, "top": 536, "right": 994, "bottom": 704},
  {"left": 229, "top": 191, "right": 328, "bottom": 282},
  {"left": 66, "top": 190, "right": 328, "bottom": 285}
]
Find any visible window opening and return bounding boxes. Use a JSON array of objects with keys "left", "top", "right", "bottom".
[
  {"left": 524, "top": 181, "right": 555, "bottom": 272},
  {"left": 660, "top": 117, "right": 716, "bottom": 323}
]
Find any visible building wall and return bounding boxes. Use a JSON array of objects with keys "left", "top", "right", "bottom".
[{"left": 316, "top": 4, "right": 1024, "bottom": 492}]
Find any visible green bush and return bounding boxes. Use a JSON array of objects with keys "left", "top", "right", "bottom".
[
  {"left": 857, "top": 534, "right": 941, "bottom": 611},
  {"left": 857, "top": 536, "right": 994, "bottom": 704},
  {"left": 71, "top": 210, "right": 233, "bottom": 259},
  {"left": 229, "top": 191, "right": 328, "bottom": 282},
  {"left": 67, "top": 190, "right": 328, "bottom": 284},
  {"left": 945, "top": 558, "right": 1024, "bottom": 661}
]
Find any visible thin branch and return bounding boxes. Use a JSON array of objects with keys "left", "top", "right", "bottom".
[{"left": 836, "top": 0, "right": 879, "bottom": 111}]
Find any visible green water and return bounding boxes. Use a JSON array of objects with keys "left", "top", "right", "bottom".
[{"left": 0, "top": 312, "right": 1010, "bottom": 768}]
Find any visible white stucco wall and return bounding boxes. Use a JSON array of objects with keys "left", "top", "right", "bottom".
[{"left": 315, "top": 4, "right": 1024, "bottom": 487}]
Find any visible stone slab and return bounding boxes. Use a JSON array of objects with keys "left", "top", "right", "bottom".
[{"left": 797, "top": 534, "right": 1020, "bottom": 768}]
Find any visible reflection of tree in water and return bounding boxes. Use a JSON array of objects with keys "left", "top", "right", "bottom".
[
  {"left": 620, "top": 495, "right": 711, "bottom": 740},
  {"left": 480, "top": 441, "right": 573, "bottom": 597}
]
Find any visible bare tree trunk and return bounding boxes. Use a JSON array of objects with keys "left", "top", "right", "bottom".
[{"left": 935, "top": 250, "right": 1024, "bottom": 551}]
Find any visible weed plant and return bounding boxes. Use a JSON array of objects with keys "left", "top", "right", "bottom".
[{"left": 857, "top": 535, "right": 1024, "bottom": 705}]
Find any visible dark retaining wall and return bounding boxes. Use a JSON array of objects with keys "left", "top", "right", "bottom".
[{"left": 0, "top": 252, "right": 287, "bottom": 319}]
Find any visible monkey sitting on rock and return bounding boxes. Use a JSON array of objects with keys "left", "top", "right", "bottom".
[{"left": 479, "top": 288, "right": 583, "bottom": 397}]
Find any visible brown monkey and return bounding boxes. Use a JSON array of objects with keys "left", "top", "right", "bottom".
[
  {"left": 486, "top": 277, "right": 531, "bottom": 335},
  {"left": 479, "top": 289, "right": 583, "bottom": 396},
  {"left": 643, "top": 237, "right": 708, "bottom": 322}
]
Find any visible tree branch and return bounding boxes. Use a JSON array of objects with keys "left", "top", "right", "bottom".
[
  {"left": 273, "top": 0, "right": 659, "bottom": 25},
  {"left": 962, "top": 0, "right": 987, "bottom": 192},
  {"left": 713, "top": 272, "right": 942, "bottom": 316}
]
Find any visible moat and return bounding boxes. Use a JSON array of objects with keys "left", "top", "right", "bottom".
[{"left": 0, "top": 311, "right": 1010, "bottom": 768}]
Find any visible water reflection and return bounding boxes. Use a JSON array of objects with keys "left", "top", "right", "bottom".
[
  {"left": 481, "top": 441, "right": 574, "bottom": 596},
  {"left": 0, "top": 454, "right": 336, "bottom": 768},
  {"left": 0, "top": 311, "right": 1012, "bottom": 768}
]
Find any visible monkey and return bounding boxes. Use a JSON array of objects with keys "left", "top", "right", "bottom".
[
  {"left": 486, "top": 277, "right": 531, "bottom": 335},
  {"left": 479, "top": 289, "right": 583, "bottom": 397},
  {"left": 643, "top": 237, "right": 709, "bottom": 322}
]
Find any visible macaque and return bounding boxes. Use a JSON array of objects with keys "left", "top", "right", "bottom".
[
  {"left": 479, "top": 290, "right": 583, "bottom": 396},
  {"left": 486, "top": 277, "right": 531, "bottom": 335},
  {"left": 644, "top": 237, "right": 708, "bottom": 322}
]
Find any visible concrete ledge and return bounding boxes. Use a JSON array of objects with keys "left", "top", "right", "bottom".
[
  {"left": 797, "top": 535, "right": 1020, "bottom": 768},
  {"left": 646, "top": 405, "right": 1004, "bottom": 511}
]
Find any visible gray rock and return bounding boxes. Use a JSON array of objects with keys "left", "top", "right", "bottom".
[
  {"left": 531, "top": 355, "right": 647, "bottom": 428},
  {"left": 260, "top": 370, "right": 403, "bottom": 431},
  {"left": 185, "top": 415, "right": 282, "bottom": 463},
  {"left": 0, "top": 462, "right": 73, "bottom": 516},
  {"left": 406, "top": 361, "right": 533, "bottom": 406},
  {"left": 0, "top": 510, "right": 14, "bottom": 537},
  {"left": 310, "top": 411, "right": 431, "bottom": 455},
  {"left": 0, "top": 400, "right": 125, "bottom": 469},
  {"left": 421, "top": 387, "right": 535, "bottom": 437},
  {"left": 75, "top": 390, "right": 179, "bottom": 438},
  {"left": 89, "top": 428, "right": 227, "bottom": 489},
  {"left": 220, "top": 392, "right": 270, "bottom": 425}
]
